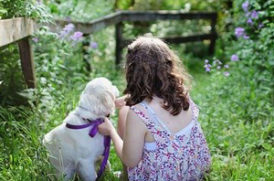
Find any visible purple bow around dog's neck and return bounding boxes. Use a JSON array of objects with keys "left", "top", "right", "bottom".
[{"left": 66, "top": 118, "right": 111, "bottom": 180}]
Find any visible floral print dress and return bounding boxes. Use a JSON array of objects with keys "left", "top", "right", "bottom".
[{"left": 127, "top": 98, "right": 211, "bottom": 181}]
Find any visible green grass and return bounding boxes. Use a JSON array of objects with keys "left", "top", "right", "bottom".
[{"left": 1, "top": 55, "right": 273, "bottom": 180}]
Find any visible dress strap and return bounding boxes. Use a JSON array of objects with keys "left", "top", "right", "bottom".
[
  {"left": 139, "top": 101, "right": 170, "bottom": 134},
  {"left": 189, "top": 97, "right": 199, "bottom": 122},
  {"left": 129, "top": 105, "right": 151, "bottom": 125},
  {"left": 130, "top": 103, "right": 170, "bottom": 145},
  {"left": 141, "top": 101, "right": 172, "bottom": 135}
]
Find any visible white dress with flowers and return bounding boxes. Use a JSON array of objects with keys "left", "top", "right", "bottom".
[{"left": 127, "top": 98, "right": 211, "bottom": 181}]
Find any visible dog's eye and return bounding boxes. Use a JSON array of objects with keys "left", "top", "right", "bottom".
[{"left": 106, "top": 114, "right": 110, "bottom": 118}]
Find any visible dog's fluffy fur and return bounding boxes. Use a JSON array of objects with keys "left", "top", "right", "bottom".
[{"left": 43, "top": 77, "right": 119, "bottom": 181}]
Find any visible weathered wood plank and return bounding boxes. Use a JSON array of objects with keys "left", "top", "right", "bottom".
[
  {"left": 52, "top": 11, "right": 122, "bottom": 34},
  {"left": 121, "top": 33, "right": 218, "bottom": 48},
  {"left": 52, "top": 11, "right": 217, "bottom": 34},
  {"left": 18, "top": 38, "right": 36, "bottom": 88},
  {"left": 121, "top": 11, "right": 217, "bottom": 22},
  {"left": 163, "top": 33, "right": 217, "bottom": 44},
  {"left": 0, "top": 18, "right": 35, "bottom": 47}
]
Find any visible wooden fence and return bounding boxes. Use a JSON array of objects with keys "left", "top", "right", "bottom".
[
  {"left": 0, "top": 17, "right": 36, "bottom": 88},
  {"left": 0, "top": 10, "right": 217, "bottom": 88},
  {"left": 55, "top": 10, "right": 217, "bottom": 66}
]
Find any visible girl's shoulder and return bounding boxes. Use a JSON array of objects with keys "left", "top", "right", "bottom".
[
  {"left": 188, "top": 95, "right": 200, "bottom": 110},
  {"left": 129, "top": 102, "right": 150, "bottom": 124}
]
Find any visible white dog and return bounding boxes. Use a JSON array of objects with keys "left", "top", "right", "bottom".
[{"left": 43, "top": 77, "right": 119, "bottom": 181}]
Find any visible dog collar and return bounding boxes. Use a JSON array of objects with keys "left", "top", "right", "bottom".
[
  {"left": 66, "top": 118, "right": 111, "bottom": 179},
  {"left": 66, "top": 118, "right": 104, "bottom": 137}
]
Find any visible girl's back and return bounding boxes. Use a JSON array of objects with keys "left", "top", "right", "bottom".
[
  {"left": 127, "top": 97, "right": 211, "bottom": 181},
  {"left": 141, "top": 96, "right": 193, "bottom": 142}
]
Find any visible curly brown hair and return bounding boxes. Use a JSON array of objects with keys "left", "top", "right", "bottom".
[{"left": 124, "top": 36, "right": 191, "bottom": 115}]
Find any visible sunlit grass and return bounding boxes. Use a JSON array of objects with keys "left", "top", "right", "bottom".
[{"left": 1, "top": 48, "right": 273, "bottom": 180}]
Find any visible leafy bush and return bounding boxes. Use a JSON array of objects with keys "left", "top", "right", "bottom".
[
  {"left": 0, "top": 45, "right": 28, "bottom": 105},
  {"left": 0, "top": 0, "right": 50, "bottom": 21},
  {"left": 45, "top": 0, "right": 115, "bottom": 21},
  {"left": 190, "top": 0, "right": 274, "bottom": 179}
]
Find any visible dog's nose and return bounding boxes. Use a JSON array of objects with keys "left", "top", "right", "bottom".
[{"left": 106, "top": 114, "right": 110, "bottom": 118}]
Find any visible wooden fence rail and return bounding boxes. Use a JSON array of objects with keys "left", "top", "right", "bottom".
[
  {"left": 54, "top": 11, "right": 217, "bottom": 67},
  {"left": 115, "top": 11, "right": 217, "bottom": 65},
  {"left": 0, "top": 10, "right": 217, "bottom": 88}
]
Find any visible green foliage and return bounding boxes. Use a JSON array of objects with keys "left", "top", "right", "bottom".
[
  {"left": 190, "top": 0, "right": 274, "bottom": 179},
  {"left": 116, "top": 0, "right": 228, "bottom": 11},
  {"left": 45, "top": 0, "right": 115, "bottom": 21},
  {"left": 0, "top": 106, "right": 54, "bottom": 180},
  {"left": 0, "top": 0, "right": 50, "bottom": 21},
  {"left": 0, "top": 45, "right": 28, "bottom": 105}
]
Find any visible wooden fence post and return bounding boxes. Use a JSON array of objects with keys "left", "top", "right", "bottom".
[
  {"left": 82, "top": 34, "right": 91, "bottom": 72},
  {"left": 18, "top": 37, "right": 36, "bottom": 88},
  {"left": 209, "top": 14, "right": 217, "bottom": 54},
  {"left": 115, "top": 22, "right": 123, "bottom": 68}
]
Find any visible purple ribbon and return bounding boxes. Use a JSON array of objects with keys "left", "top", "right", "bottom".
[{"left": 66, "top": 118, "right": 111, "bottom": 180}]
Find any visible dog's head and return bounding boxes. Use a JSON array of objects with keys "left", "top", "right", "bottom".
[{"left": 79, "top": 77, "right": 119, "bottom": 118}]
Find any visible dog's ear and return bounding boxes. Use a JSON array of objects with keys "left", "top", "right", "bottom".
[
  {"left": 98, "top": 89, "right": 116, "bottom": 114},
  {"left": 82, "top": 92, "right": 114, "bottom": 116},
  {"left": 79, "top": 78, "right": 118, "bottom": 116},
  {"left": 111, "top": 85, "right": 119, "bottom": 98}
]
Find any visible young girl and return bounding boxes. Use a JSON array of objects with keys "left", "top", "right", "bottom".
[{"left": 99, "top": 36, "right": 211, "bottom": 180}]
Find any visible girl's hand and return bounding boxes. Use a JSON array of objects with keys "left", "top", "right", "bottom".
[
  {"left": 115, "top": 95, "right": 127, "bottom": 109},
  {"left": 98, "top": 118, "right": 115, "bottom": 136}
]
